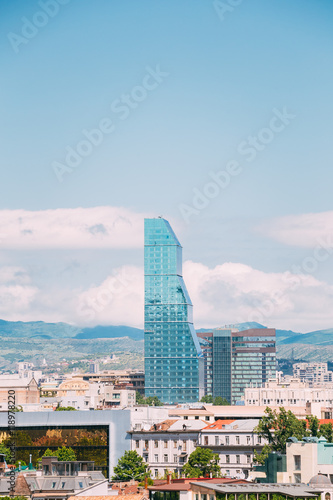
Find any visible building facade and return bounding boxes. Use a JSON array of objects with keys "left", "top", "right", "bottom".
[
  {"left": 244, "top": 378, "right": 333, "bottom": 407},
  {"left": 197, "top": 328, "right": 276, "bottom": 404},
  {"left": 144, "top": 218, "right": 203, "bottom": 404},
  {"left": 293, "top": 363, "right": 333, "bottom": 384}
]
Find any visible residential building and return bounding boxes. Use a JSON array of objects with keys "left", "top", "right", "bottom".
[
  {"left": 197, "top": 328, "right": 276, "bottom": 404},
  {"left": 244, "top": 378, "right": 333, "bottom": 407},
  {"left": 130, "top": 418, "right": 206, "bottom": 477},
  {"left": 286, "top": 435, "right": 333, "bottom": 484},
  {"left": 144, "top": 218, "right": 203, "bottom": 404},
  {"left": 293, "top": 363, "right": 333, "bottom": 384},
  {"left": 199, "top": 419, "right": 265, "bottom": 478},
  {"left": 77, "top": 369, "right": 145, "bottom": 395},
  {"left": 0, "top": 378, "right": 40, "bottom": 411},
  {"left": 1, "top": 456, "right": 108, "bottom": 500}
]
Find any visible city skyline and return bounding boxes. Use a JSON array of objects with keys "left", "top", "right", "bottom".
[{"left": 1, "top": 1, "right": 333, "bottom": 333}]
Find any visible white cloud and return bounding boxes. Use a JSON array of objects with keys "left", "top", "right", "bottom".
[
  {"left": 257, "top": 211, "right": 333, "bottom": 249},
  {"left": 183, "top": 261, "right": 333, "bottom": 332},
  {"left": 1, "top": 259, "right": 333, "bottom": 333},
  {"left": 0, "top": 266, "right": 38, "bottom": 319},
  {"left": 0, "top": 206, "right": 149, "bottom": 249}
]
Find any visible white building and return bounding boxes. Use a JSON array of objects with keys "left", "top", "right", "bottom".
[
  {"left": 130, "top": 418, "right": 206, "bottom": 478},
  {"left": 199, "top": 419, "right": 266, "bottom": 479},
  {"left": 243, "top": 378, "right": 333, "bottom": 408},
  {"left": 293, "top": 363, "right": 333, "bottom": 384}
]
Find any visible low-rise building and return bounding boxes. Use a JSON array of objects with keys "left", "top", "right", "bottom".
[
  {"left": 0, "top": 377, "right": 40, "bottom": 411},
  {"left": 244, "top": 379, "right": 333, "bottom": 408},
  {"left": 130, "top": 419, "right": 206, "bottom": 478},
  {"left": 199, "top": 419, "right": 265, "bottom": 478}
]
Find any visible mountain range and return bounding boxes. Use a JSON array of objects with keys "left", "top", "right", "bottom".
[{"left": 0, "top": 318, "right": 332, "bottom": 346}]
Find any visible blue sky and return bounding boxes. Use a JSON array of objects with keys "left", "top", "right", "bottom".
[{"left": 1, "top": 0, "right": 333, "bottom": 331}]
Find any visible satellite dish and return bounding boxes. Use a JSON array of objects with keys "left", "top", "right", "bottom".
[{"left": 143, "top": 424, "right": 150, "bottom": 431}]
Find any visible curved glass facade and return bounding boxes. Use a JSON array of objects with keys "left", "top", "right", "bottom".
[{"left": 144, "top": 218, "right": 203, "bottom": 404}]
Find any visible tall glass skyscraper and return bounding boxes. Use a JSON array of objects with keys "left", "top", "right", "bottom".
[{"left": 144, "top": 218, "right": 203, "bottom": 404}]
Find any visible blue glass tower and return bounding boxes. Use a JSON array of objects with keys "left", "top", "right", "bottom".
[{"left": 144, "top": 218, "right": 203, "bottom": 404}]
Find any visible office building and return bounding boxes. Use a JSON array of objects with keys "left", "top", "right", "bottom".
[
  {"left": 197, "top": 328, "right": 276, "bottom": 404},
  {"left": 144, "top": 218, "right": 203, "bottom": 404}
]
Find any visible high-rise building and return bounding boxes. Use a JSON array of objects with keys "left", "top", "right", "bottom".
[
  {"left": 144, "top": 218, "right": 203, "bottom": 404},
  {"left": 197, "top": 328, "right": 276, "bottom": 404}
]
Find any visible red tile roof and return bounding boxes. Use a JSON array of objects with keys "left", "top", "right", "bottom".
[{"left": 202, "top": 420, "right": 236, "bottom": 430}]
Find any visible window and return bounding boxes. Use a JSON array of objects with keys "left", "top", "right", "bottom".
[
  {"left": 294, "top": 473, "right": 301, "bottom": 483},
  {"left": 164, "top": 454, "right": 168, "bottom": 463},
  {"left": 79, "top": 482, "right": 83, "bottom": 488},
  {"left": 52, "top": 483, "right": 56, "bottom": 489},
  {"left": 61, "top": 482, "right": 65, "bottom": 489},
  {"left": 204, "top": 436, "right": 209, "bottom": 445},
  {"left": 247, "top": 455, "right": 251, "bottom": 464},
  {"left": 209, "top": 495, "right": 214, "bottom": 500},
  {"left": 225, "top": 436, "right": 229, "bottom": 445},
  {"left": 154, "top": 440, "right": 158, "bottom": 448},
  {"left": 236, "top": 436, "right": 240, "bottom": 445},
  {"left": 215, "top": 436, "right": 219, "bottom": 445},
  {"left": 154, "top": 469, "right": 158, "bottom": 478},
  {"left": 184, "top": 416, "right": 188, "bottom": 420},
  {"left": 164, "top": 440, "right": 168, "bottom": 448},
  {"left": 174, "top": 455, "right": 178, "bottom": 463},
  {"left": 143, "top": 454, "right": 148, "bottom": 462},
  {"left": 246, "top": 436, "right": 250, "bottom": 444},
  {"left": 205, "top": 416, "right": 210, "bottom": 421},
  {"left": 195, "top": 416, "right": 199, "bottom": 420},
  {"left": 154, "top": 454, "right": 158, "bottom": 462},
  {"left": 135, "top": 440, "right": 139, "bottom": 448},
  {"left": 226, "top": 455, "right": 230, "bottom": 463},
  {"left": 173, "top": 440, "right": 177, "bottom": 448},
  {"left": 236, "top": 455, "right": 240, "bottom": 464},
  {"left": 183, "top": 440, "right": 187, "bottom": 451},
  {"left": 144, "top": 440, "right": 149, "bottom": 450},
  {"left": 226, "top": 470, "right": 230, "bottom": 476},
  {"left": 294, "top": 455, "right": 301, "bottom": 471},
  {"left": 257, "top": 436, "right": 262, "bottom": 444},
  {"left": 201, "top": 495, "right": 207, "bottom": 500},
  {"left": 195, "top": 495, "right": 199, "bottom": 500}
]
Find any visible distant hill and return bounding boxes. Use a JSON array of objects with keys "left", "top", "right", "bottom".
[
  {"left": 0, "top": 320, "right": 143, "bottom": 340},
  {"left": 76, "top": 325, "right": 144, "bottom": 340},
  {"left": 0, "top": 319, "right": 332, "bottom": 351}
]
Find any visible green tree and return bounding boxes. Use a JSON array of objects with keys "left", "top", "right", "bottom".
[
  {"left": 55, "top": 406, "right": 77, "bottom": 411},
  {"left": 213, "top": 397, "right": 229, "bottom": 406},
  {"left": 306, "top": 415, "right": 320, "bottom": 437},
  {"left": 112, "top": 450, "right": 149, "bottom": 481},
  {"left": 320, "top": 423, "right": 333, "bottom": 443},
  {"left": 42, "top": 446, "right": 77, "bottom": 461},
  {"left": 135, "top": 392, "right": 163, "bottom": 406},
  {"left": 200, "top": 395, "right": 213, "bottom": 403},
  {"left": 0, "top": 442, "right": 11, "bottom": 463},
  {"left": 253, "top": 444, "right": 271, "bottom": 465},
  {"left": 255, "top": 407, "right": 305, "bottom": 454},
  {"left": 183, "top": 447, "right": 221, "bottom": 478}
]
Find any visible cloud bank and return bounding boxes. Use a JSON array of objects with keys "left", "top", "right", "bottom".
[{"left": 0, "top": 206, "right": 148, "bottom": 249}]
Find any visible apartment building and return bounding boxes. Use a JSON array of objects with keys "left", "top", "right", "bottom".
[
  {"left": 199, "top": 419, "right": 265, "bottom": 478},
  {"left": 130, "top": 419, "right": 206, "bottom": 478},
  {"left": 244, "top": 378, "right": 333, "bottom": 407}
]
